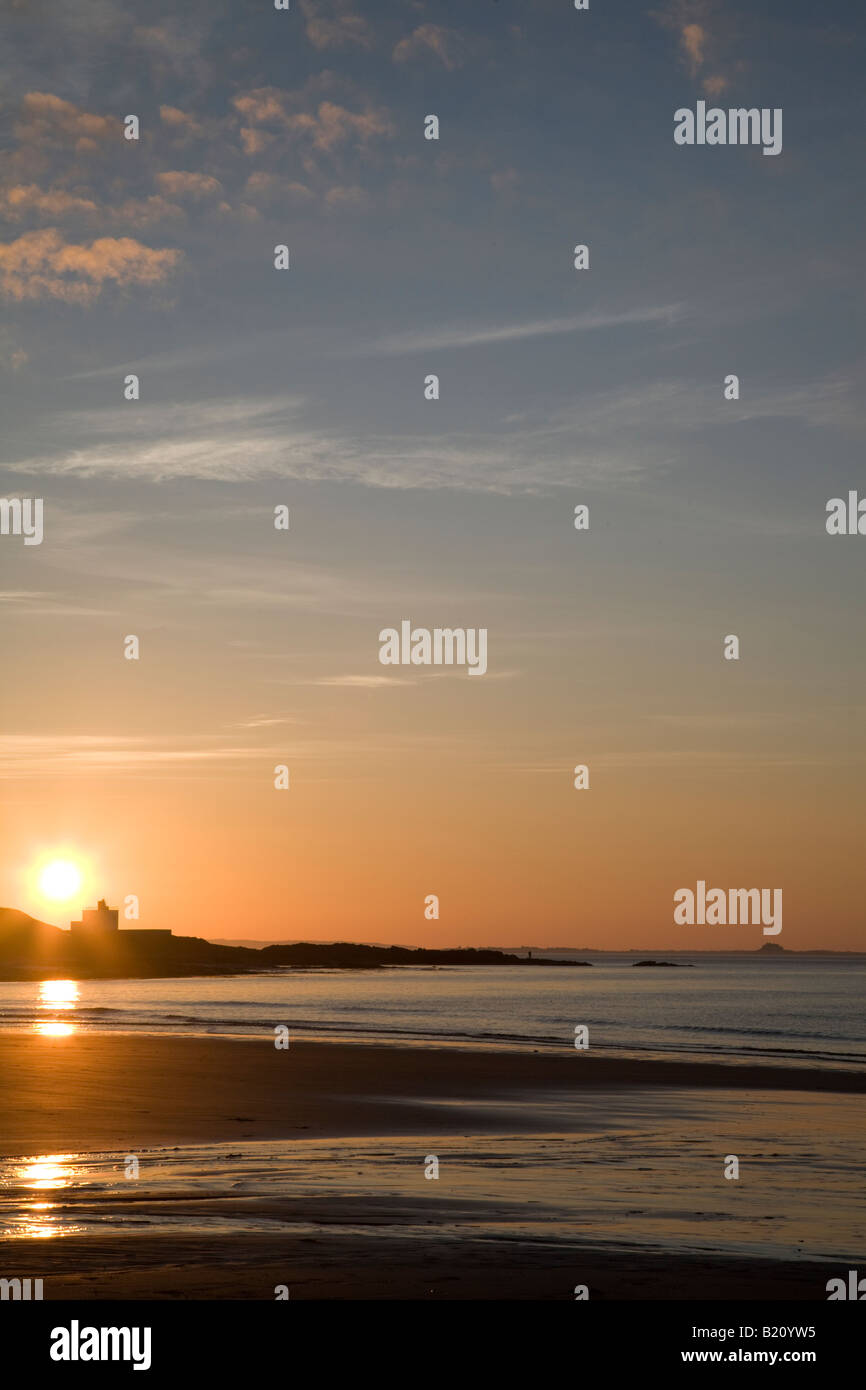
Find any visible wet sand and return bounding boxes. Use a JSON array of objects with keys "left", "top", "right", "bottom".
[
  {"left": 0, "top": 1034, "right": 862, "bottom": 1299},
  {"left": 4, "top": 1231, "right": 844, "bottom": 1300},
  {"left": 0, "top": 1032, "right": 862, "bottom": 1155}
]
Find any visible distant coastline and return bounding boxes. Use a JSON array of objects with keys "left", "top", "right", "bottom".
[
  {"left": 0, "top": 906, "right": 592, "bottom": 981},
  {"left": 208, "top": 938, "right": 864, "bottom": 956},
  {"left": 1, "top": 907, "right": 861, "bottom": 983}
]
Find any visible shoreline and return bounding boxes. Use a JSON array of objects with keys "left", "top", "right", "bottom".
[{"left": 2, "top": 1022, "right": 861, "bottom": 1069}]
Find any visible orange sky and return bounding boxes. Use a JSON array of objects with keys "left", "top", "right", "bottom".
[{"left": 3, "top": 556, "right": 862, "bottom": 950}]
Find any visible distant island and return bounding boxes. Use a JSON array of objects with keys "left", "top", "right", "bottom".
[
  {"left": 0, "top": 904, "right": 592, "bottom": 981},
  {"left": 633, "top": 960, "right": 694, "bottom": 968}
]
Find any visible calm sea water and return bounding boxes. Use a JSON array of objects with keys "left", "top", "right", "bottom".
[{"left": 0, "top": 954, "right": 862, "bottom": 1069}]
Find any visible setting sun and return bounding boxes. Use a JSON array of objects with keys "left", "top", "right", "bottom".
[{"left": 37, "top": 859, "right": 83, "bottom": 903}]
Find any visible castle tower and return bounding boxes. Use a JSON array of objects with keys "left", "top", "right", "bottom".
[{"left": 70, "top": 899, "right": 119, "bottom": 934}]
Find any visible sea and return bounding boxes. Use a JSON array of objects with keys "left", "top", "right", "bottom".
[{"left": 0, "top": 952, "right": 862, "bottom": 1070}]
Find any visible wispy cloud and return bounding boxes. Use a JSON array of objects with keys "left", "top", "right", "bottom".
[
  {"left": 233, "top": 714, "right": 303, "bottom": 728},
  {"left": 63, "top": 335, "right": 280, "bottom": 380},
  {"left": 308, "top": 674, "right": 416, "bottom": 688},
  {"left": 0, "top": 591, "right": 115, "bottom": 617},
  {"left": 393, "top": 25, "right": 468, "bottom": 71},
  {"left": 5, "top": 365, "right": 860, "bottom": 497},
  {"left": 652, "top": 0, "right": 737, "bottom": 96},
  {"left": 0, "top": 327, "right": 28, "bottom": 371},
  {"left": 362, "top": 305, "right": 685, "bottom": 356},
  {"left": 0, "top": 728, "right": 469, "bottom": 778},
  {"left": 0, "top": 733, "right": 275, "bottom": 778}
]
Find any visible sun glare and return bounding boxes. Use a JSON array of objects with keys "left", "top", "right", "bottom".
[
  {"left": 37, "top": 859, "right": 83, "bottom": 903},
  {"left": 39, "top": 979, "right": 79, "bottom": 1009}
]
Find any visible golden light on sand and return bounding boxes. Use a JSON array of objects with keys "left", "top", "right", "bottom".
[
  {"left": 34, "top": 1020, "right": 77, "bottom": 1037},
  {"left": 37, "top": 858, "right": 83, "bottom": 902}
]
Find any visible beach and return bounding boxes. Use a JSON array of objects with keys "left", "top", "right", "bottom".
[{"left": 1, "top": 1033, "right": 862, "bottom": 1299}]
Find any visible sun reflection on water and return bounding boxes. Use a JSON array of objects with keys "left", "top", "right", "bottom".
[
  {"left": 20, "top": 1155, "right": 76, "bottom": 1191},
  {"left": 1, "top": 1154, "right": 82, "bottom": 1239},
  {"left": 33, "top": 980, "right": 80, "bottom": 1036},
  {"left": 38, "top": 980, "right": 79, "bottom": 1010},
  {"left": 18, "top": 1218, "right": 61, "bottom": 1239}
]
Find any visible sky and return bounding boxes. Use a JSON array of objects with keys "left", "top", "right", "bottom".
[{"left": 0, "top": 0, "right": 863, "bottom": 949}]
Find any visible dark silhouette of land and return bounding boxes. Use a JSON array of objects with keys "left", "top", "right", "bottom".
[
  {"left": 1, "top": 908, "right": 852, "bottom": 983},
  {"left": 633, "top": 959, "right": 694, "bottom": 967},
  {"left": 0, "top": 907, "right": 590, "bottom": 980}
]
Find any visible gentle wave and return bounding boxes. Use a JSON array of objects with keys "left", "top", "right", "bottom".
[
  {"left": 2, "top": 1011, "right": 863, "bottom": 1070},
  {"left": 2, "top": 960, "right": 864, "bottom": 1071}
]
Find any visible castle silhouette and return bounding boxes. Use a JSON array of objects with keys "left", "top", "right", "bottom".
[{"left": 70, "top": 899, "right": 170, "bottom": 942}]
